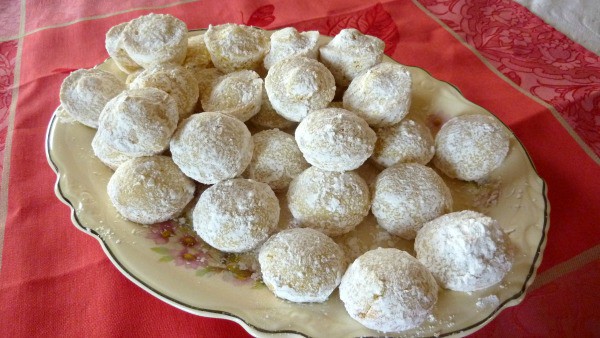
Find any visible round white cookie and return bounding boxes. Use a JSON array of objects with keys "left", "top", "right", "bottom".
[
  {"left": 372, "top": 118, "right": 435, "bottom": 167},
  {"left": 249, "top": 86, "right": 296, "bottom": 129},
  {"left": 200, "top": 70, "right": 263, "bottom": 122},
  {"left": 203, "top": 23, "right": 269, "bottom": 73},
  {"left": 182, "top": 33, "right": 213, "bottom": 73},
  {"left": 105, "top": 22, "right": 141, "bottom": 73},
  {"left": 263, "top": 27, "right": 320, "bottom": 70}
]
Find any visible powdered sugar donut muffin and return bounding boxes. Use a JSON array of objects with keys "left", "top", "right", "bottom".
[
  {"left": 339, "top": 248, "right": 439, "bottom": 332},
  {"left": 319, "top": 28, "right": 384, "bottom": 87},
  {"left": 243, "top": 129, "right": 309, "bottom": 191},
  {"left": 258, "top": 228, "right": 346, "bottom": 303},
  {"left": 249, "top": 87, "right": 296, "bottom": 129},
  {"left": 415, "top": 210, "right": 512, "bottom": 291},
  {"left": 91, "top": 128, "right": 135, "bottom": 170},
  {"left": 372, "top": 118, "right": 435, "bottom": 167},
  {"left": 343, "top": 62, "right": 412, "bottom": 127},
  {"left": 122, "top": 13, "right": 188, "bottom": 68},
  {"left": 288, "top": 166, "right": 370, "bottom": 236},
  {"left": 182, "top": 34, "right": 213, "bottom": 73},
  {"left": 200, "top": 70, "right": 263, "bottom": 122},
  {"left": 170, "top": 112, "right": 253, "bottom": 184},
  {"left": 59, "top": 68, "right": 125, "bottom": 128},
  {"left": 105, "top": 22, "right": 141, "bottom": 73},
  {"left": 263, "top": 27, "right": 319, "bottom": 70},
  {"left": 98, "top": 87, "right": 178, "bottom": 157},
  {"left": 265, "top": 56, "right": 336, "bottom": 122},
  {"left": 433, "top": 114, "right": 510, "bottom": 181},
  {"left": 371, "top": 163, "right": 452, "bottom": 240},
  {"left": 193, "top": 178, "right": 279, "bottom": 253},
  {"left": 295, "top": 108, "right": 376, "bottom": 171},
  {"left": 203, "top": 23, "right": 269, "bottom": 73},
  {"left": 129, "top": 64, "right": 199, "bottom": 119},
  {"left": 107, "top": 156, "right": 195, "bottom": 224}
]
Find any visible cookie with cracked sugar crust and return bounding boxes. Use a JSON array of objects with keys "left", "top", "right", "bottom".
[
  {"left": 97, "top": 87, "right": 178, "bottom": 157},
  {"left": 200, "top": 70, "right": 263, "bottom": 122},
  {"left": 122, "top": 13, "right": 188, "bottom": 68},
  {"left": 170, "top": 112, "right": 253, "bottom": 184},
  {"left": 265, "top": 56, "right": 335, "bottom": 122},
  {"left": 371, "top": 163, "right": 453, "bottom": 240},
  {"left": 203, "top": 23, "right": 269, "bottom": 73},
  {"left": 105, "top": 22, "right": 142, "bottom": 73},
  {"left": 59, "top": 68, "right": 125, "bottom": 128},
  {"left": 319, "top": 28, "right": 384, "bottom": 87},
  {"left": 343, "top": 62, "right": 412, "bottom": 127},
  {"left": 339, "top": 248, "right": 439, "bottom": 332},
  {"left": 287, "top": 166, "right": 370, "bottom": 237},
  {"left": 107, "top": 156, "right": 195, "bottom": 224},
  {"left": 295, "top": 108, "right": 376, "bottom": 172},
  {"left": 129, "top": 64, "right": 199, "bottom": 119},
  {"left": 193, "top": 178, "right": 279, "bottom": 253},
  {"left": 433, "top": 114, "right": 510, "bottom": 181},
  {"left": 259, "top": 228, "right": 345, "bottom": 303},
  {"left": 263, "top": 27, "right": 319, "bottom": 70}
]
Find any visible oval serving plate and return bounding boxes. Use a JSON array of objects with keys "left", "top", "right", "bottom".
[{"left": 46, "top": 30, "right": 549, "bottom": 338}]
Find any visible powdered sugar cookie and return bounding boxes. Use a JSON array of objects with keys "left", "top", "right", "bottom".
[
  {"left": 249, "top": 87, "right": 296, "bottom": 129},
  {"left": 263, "top": 27, "right": 319, "bottom": 70},
  {"left": 183, "top": 33, "right": 213, "bottom": 73},
  {"left": 204, "top": 23, "right": 269, "bottom": 73},
  {"left": 122, "top": 13, "right": 188, "bottom": 68},
  {"left": 59, "top": 68, "right": 125, "bottom": 128},
  {"left": 105, "top": 22, "right": 141, "bottom": 73},
  {"left": 243, "top": 129, "right": 309, "bottom": 191},
  {"left": 372, "top": 118, "right": 435, "bottom": 167},
  {"left": 107, "top": 156, "right": 195, "bottom": 224},
  {"left": 98, "top": 87, "right": 178, "bottom": 157},
  {"left": 193, "top": 178, "right": 279, "bottom": 253},
  {"left": 371, "top": 163, "right": 452, "bottom": 240},
  {"left": 129, "top": 64, "right": 199, "bottom": 119},
  {"left": 288, "top": 166, "right": 370, "bottom": 237},
  {"left": 265, "top": 56, "right": 335, "bottom": 122},
  {"left": 295, "top": 108, "right": 376, "bottom": 171},
  {"left": 259, "top": 228, "right": 345, "bottom": 303},
  {"left": 319, "top": 28, "right": 384, "bottom": 87},
  {"left": 170, "top": 112, "right": 253, "bottom": 184},
  {"left": 343, "top": 62, "right": 412, "bottom": 127},
  {"left": 433, "top": 114, "right": 510, "bottom": 181},
  {"left": 339, "top": 248, "right": 438, "bottom": 332},
  {"left": 200, "top": 70, "right": 263, "bottom": 122},
  {"left": 91, "top": 128, "right": 135, "bottom": 170},
  {"left": 415, "top": 210, "right": 512, "bottom": 291}
]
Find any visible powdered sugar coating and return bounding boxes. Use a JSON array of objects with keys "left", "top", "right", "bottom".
[
  {"left": 263, "top": 27, "right": 320, "bottom": 70},
  {"left": 295, "top": 108, "right": 376, "bottom": 171},
  {"left": 105, "top": 22, "right": 141, "bottom": 73},
  {"left": 170, "top": 112, "right": 253, "bottom": 184},
  {"left": 415, "top": 210, "right": 512, "bottom": 291},
  {"left": 193, "top": 178, "right": 279, "bottom": 253},
  {"left": 343, "top": 62, "right": 412, "bottom": 127},
  {"left": 319, "top": 28, "right": 384, "bottom": 87},
  {"left": 107, "top": 156, "right": 195, "bottom": 224},
  {"left": 249, "top": 86, "right": 296, "bottom": 129},
  {"left": 98, "top": 87, "right": 178, "bottom": 157},
  {"left": 59, "top": 68, "right": 125, "bottom": 128},
  {"left": 433, "top": 114, "right": 510, "bottom": 181},
  {"left": 122, "top": 13, "right": 188, "bottom": 68},
  {"left": 288, "top": 167, "right": 370, "bottom": 236},
  {"left": 371, "top": 163, "right": 452, "bottom": 240},
  {"left": 265, "top": 56, "right": 335, "bottom": 122},
  {"left": 258, "top": 228, "right": 345, "bottom": 303},
  {"left": 372, "top": 118, "right": 435, "bottom": 167},
  {"left": 201, "top": 70, "right": 263, "bottom": 122},
  {"left": 183, "top": 34, "right": 213, "bottom": 73},
  {"left": 243, "top": 129, "right": 309, "bottom": 191},
  {"left": 339, "top": 248, "right": 438, "bottom": 332},
  {"left": 204, "top": 24, "right": 269, "bottom": 73},
  {"left": 91, "top": 128, "right": 135, "bottom": 170},
  {"left": 129, "top": 64, "right": 199, "bottom": 119}
]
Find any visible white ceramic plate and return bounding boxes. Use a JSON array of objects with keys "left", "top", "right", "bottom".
[{"left": 46, "top": 31, "right": 549, "bottom": 337}]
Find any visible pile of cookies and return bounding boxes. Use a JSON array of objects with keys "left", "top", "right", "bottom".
[{"left": 59, "top": 13, "right": 513, "bottom": 333}]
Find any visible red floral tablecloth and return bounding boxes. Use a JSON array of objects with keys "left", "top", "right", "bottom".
[{"left": 1, "top": 0, "right": 599, "bottom": 336}]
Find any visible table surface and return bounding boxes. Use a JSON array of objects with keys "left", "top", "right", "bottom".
[{"left": 1, "top": 0, "right": 599, "bottom": 337}]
